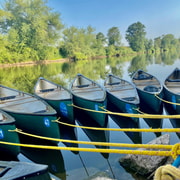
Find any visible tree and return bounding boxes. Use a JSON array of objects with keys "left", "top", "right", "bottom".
[
  {"left": 161, "top": 34, "right": 176, "bottom": 51},
  {"left": 61, "top": 25, "right": 97, "bottom": 60},
  {"left": 154, "top": 37, "right": 162, "bottom": 52},
  {"left": 0, "top": 0, "right": 63, "bottom": 61},
  {"left": 107, "top": 27, "right": 121, "bottom": 46},
  {"left": 126, "top": 22, "right": 146, "bottom": 52}
]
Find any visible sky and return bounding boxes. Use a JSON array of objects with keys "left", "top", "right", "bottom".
[{"left": 47, "top": 0, "right": 180, "bottom": 45}]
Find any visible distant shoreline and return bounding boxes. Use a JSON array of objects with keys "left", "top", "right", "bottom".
[{"left": 0, "top": 58, "right": 69, "bottom": 68}]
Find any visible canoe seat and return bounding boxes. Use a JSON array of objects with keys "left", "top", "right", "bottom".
[
  {"left": 34, "top": 110, "right": 46, "bottom": 113},
  {"left": 108, "top": 82, "right": 120, "bottom": 85},
  {"left": 144, "top": 85, "right": 159, "bottom": 92},
  {"left": 167, "top": 78, "right": 180, "bottom": 82},
  {"left": 122, "top": 97, "right": 136, "bottom": 101},
  {"left": 0, "top": 96, "right": 16, "bottom": 101},
  {"left": 40, "top": 88, "right": 55, "bottom": 93},
  {"left": 134, "top": 74, "right": 153, "bottom": 80},
  {"left": 76, "top": 84, "right": 89, "bottom": 88}
]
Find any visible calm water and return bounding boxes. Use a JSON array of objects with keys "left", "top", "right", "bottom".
[{"left": 1, "top": 53, "right": 180, "bottom": 180}]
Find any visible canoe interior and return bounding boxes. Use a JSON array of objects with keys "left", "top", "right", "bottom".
[
  {"left": 0, "top": 86, "right": 50, "bottom": 114},
  {"left": 132, "top": 70, "right": 162, "bottom": 93},
  {"left": 0, "top": 161, "right": 50, "bottom": 180},
  {"left": 165, "top": 68, "right": 180, "bottom": 94},
  {"left": 104, "top": 75, "right": 139, "bottom": 104},
  {"left": 35, "top": 78, "right": 71, "bottom": 100},
  {"left": 71, "top": 75, "right": 105, "bottom": 100},
  {"left": 0, "top": 110, "right": 14, "bottom": 124}
]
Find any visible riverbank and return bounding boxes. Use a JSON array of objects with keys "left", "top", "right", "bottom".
[{"left": 0, "top": 58, "right": 69, "bottom": 68}]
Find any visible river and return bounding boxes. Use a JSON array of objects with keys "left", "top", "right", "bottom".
[{"left": 0, "top": 52, "right": 180, "bottom": 180}]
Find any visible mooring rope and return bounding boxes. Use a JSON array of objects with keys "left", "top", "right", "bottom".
[
  {"left": 8, "top": 128, "right": 173, "bottom": 149},
  {"left": 55, "top": 120, "right": 180, "bottom": 133},
  {"left": 155, "top": 94, "right": 180, "bottom": 105},
  {"left": 71, "top": 104, "right": 180, "bottom": 119},
  {"left": 1, "top": 140, "right": 180, "bottom": 158}
]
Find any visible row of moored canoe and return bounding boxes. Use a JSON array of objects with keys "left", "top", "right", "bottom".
[{"left": 0, "top": 68, "right": 179, "bottom": 159}]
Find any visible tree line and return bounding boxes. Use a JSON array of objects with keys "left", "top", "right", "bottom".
[{"left": 0, "top": 0, "right": 180, "bottom": 64}]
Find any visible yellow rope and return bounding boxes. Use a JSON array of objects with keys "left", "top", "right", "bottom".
[
  {"left": 56, "top": 120, "right": 180, "bottom": 133},
  {"left": 154, "top": 164, "right": 180, "bottom": 180},
  {"left": 8, "top": 128, "right": 173, "bottom": 150},
  {"left": 155, "top": 94, "right": 180, "bottom": 106},
  {"left": 0, "top": 140, "right": 179, "bottom": 157},
  {"left": 71, "top": 104, "right": 180, "bottom": 119}
]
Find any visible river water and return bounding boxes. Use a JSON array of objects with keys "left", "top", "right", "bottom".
[{"left": 0, "top": 53, "right": 180, "bottom": 180}]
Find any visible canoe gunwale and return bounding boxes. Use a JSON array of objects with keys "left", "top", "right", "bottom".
[
  {"left": 104, "top": 74, "right": 140, "bottom": 105},
  {"left": 71, "top": 74, "right": 106, "bottom": 102},
  {"left": 34, "top": 77, "right": 72, "bottom": 101}
]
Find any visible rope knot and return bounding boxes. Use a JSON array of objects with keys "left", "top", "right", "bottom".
[{"left": 171, "top": 143, "right": 180, "bottom": 159}]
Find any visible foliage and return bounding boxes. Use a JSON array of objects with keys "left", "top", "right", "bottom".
[
  {"left": 107, "top": 27, "right": 121, "bottom": 46},
  {"left": 0, "top": 1, "right": 180, "bottom": 64},
  {"left": 126, "top": 21, "right": 146, "bottom": 52},
  {"left": 60, "top": 25, "right": 101, "bottom": 60},
  {"left": 0, "top": 0, "right": 63, "bottom": 63}
]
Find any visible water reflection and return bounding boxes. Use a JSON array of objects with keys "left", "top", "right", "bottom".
[{"left": 1, "top": 52, "right": 180, "bottom": 180}]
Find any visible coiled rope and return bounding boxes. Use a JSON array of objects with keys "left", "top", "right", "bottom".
[{"left": 154, "top": 164, "right": 180, "bottom": 180}]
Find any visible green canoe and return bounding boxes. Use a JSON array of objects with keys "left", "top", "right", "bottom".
[
  {"left": 0, "top": 109, "right": 20, "bottom": 158},
  {"left": 163, "top": 67, "right": 180, "bottom": 128},
  {"left": 131, "top": 70, "right": 163, "bottom": 130},
  {"left": 0, "top": 85, "right": 60, "bottom": 143},
  {"left": 104, "top": 74, "right": 140, "bottom": 124},
  {"left": 70, "top": 74, "right": 107, "bottom": 127},
  {"left": 34, "top": 77, "right": 74, "bottom": 124}
]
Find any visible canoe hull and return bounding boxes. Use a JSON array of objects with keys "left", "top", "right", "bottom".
[
  {"left": 0, "top": 123, "right": 20, "bottom": 158},
  {"left": 137, "top": 89, "right": 163, "bottom": 114},
  {"left": 44, "top": 99, "right": 74, "bottom": 124},
  {"left": 107, "top": 92, "right": 139, "bottom": 123},
  {"left": 73, "top": 95, "right": 108, "bottom": 127},
  {"left": 3, "top": 111, "right": 60, "bottom": 140}
]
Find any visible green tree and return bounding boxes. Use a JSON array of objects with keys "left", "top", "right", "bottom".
[
  {"left": 107, "top": 27, "right": 121, "bottom": 46},
  {"left": 0, "top": 0, "right": 63, "bottom": 62},
  {"left": 161, "top": 34, "right": 176, "bottom": 51},
  {"left": 126, "top": 21, "right": 146, "bottom": 52},
  {"left": 154, "top": 37, "right": 162, "bottom": 52},
  {"left": 61, "top": 25, "right": 97, "bottom": 60}
]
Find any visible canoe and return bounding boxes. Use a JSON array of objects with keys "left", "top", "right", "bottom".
[
  {"left": 0, "top": 110, "right": 20, "bottom": 158},
  {"left": 163, "top": 67, "right": 180, "bottom": 127},
  {"left": 0, "top": 85, "right": 60, "bottom": 141},
  {"left": 70, "top": 74, "right": 107, "bottom": 127},
  {"left": 34, "top": 77, "right": 74, "bottom": 124},
  {"left": 104, "top": 74, "right": 140, "bottom": 123},
  {"left": 132, "top": 70, "right": 163, "bottom": 130},
  {"left": 0, "top": 160, "right": 51, "bottom": 180},
  {"left": 132, "top": 69, "right": 163, "bottom": 113}
]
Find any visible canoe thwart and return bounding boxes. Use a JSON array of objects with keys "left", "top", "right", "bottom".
[
  {"left": 122, "top": 97, "right": 137, "bottom": 101},
  {"left": 108, "top": 82, "right": 120, "bottom": 85},
  {"left": 167, "top": 78, "right": 180, "bottom": 82},
  {"left": 143, "top": 85, "right": 159, "bottom": 92},
  {"left": 0, "top": 96, "right": 16, "bottom": 101},
  {"left": 76, "top": 84, "right": 89, "bottom": 88},
  {"left": 40, "top": 88, "right": 55, "bottom": 93}
]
